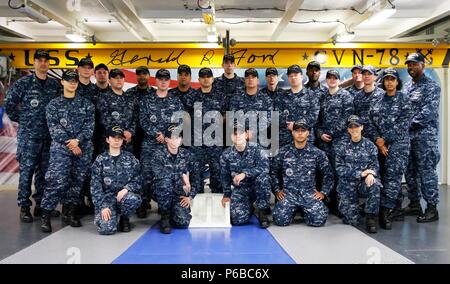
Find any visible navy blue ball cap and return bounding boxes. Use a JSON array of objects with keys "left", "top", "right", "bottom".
[
  {"left": 405, "top": 53, "right": 425, "bottom": 64},
  {"left": 293, "top": 119, "right": 310, "bottom": 131},
  {"left": 94, "top": 63, "right": 109, "bottom": 72},
  {"left": 107, "top": 126, "right": 124, "bottom": 138},
  {"left": 307, "top": 61, "right": 321, "bottom": 70},
  {"left": 362, "top": 65, "right": 377, "bottom": 75},
  {"left": 382, "top": 68, "right": 399, "bottom": 80},
  {"left": 244, "top": 68, "right": 259, "bottom": 78},
  {"left": 109, "top": 68, "right": 125, "bottom": 79},
  {"left": 78, "top": 57, "right": 94, "bottom": 68},
  {"left": 326, "top": 70, "right": 340, "bottom": 80},
  {"left": 177, "top": 64, "right": 191, "bottom": 75},
  {"left": 34, "top": 49, "right": 50, "bottom": 60},
  {"left": 351, "top": 64, "right": 363, "bottom": 73},
  {"left": 265, "top": 67, "right": 278, "bottom": 76},
  {"left": 62, "top": 70, "right": 79, "bottom": 82},
  {"left": 198, "top": 67, "right": 213, "bottom": 78},
  {"left": 135, "top": 66, "right": 150, "bottom": 75},
  {"left": 287, "top": 64, "right": 303, "bottom": 75},
  {"left": 222, "top": 54, "right": 235, "bottom": 63},
  {"left": 155, "top": 69, "right": 171, "bottom": 80},
  {"left": 347, "top": 115, "right": 363, "bottom": 127}
]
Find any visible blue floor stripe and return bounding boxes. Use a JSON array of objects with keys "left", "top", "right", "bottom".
[{"left": 113, "top": 217, "right": 296, "bottom": 264}]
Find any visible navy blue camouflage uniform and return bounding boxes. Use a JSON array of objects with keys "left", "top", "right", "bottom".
[
  {"left": 97, "top": 89, "right": 137, "bottom": 153},
  {"left": 151, "top": 147, "right": 197, "bottom": 228},
  {"left": 260, "top": 86, "right": 284, "bottom": 102},
  {"left": 5, "top": 74, "right": 61, "bottom": 207},
  {"left": 370, "top": 91, "right": 412, "bottom": 209},
  {"left": 353, "top": 87, "right": 385, "bottom": 139},
  {"left": 125, "top": 85, "right": 155, "bottom": 160},
  {"left": 229, "top": 90, "right": 273, "bottom": 147},
  {"left": 274, "top": 88, "right": 319, "bottom": 147},
  {"left": 404, "top": 74, "right": 441, "bottom": 206},
  {"left": 334, "top": 136, "right": 381, "bottom": 225},
  {"left": 91, "top": 151, "right": 142, "bottom": 235},
  {"left": 41, "top": 95, "right": 95, "bottom": 211},
  {"left": 169, "top": 86, "right": 197, "bottom": 112},
  {"left": 346, "top": 84, "right": 364, "bottom": 97},
  {"left": 305, "top": 82, "right": 328, "bottom": 102},
  {"left": 220, "top": 144, "right": 271, "bottom": 225},
  {"left": 271, "top": 143, "right": 333, "bottom": 226},
  {"left": 189, "top": 88, "right": 226, "bottom": 193},
  {"left": 92, "top": 84, "right": 111, "bottom": 158},
  {"left": 213, "top": 74, "right": 245, "bottom": 104},
  {"left": 316, "top": 88, "right": 354, "bottom": 163},
  {"left": 139, "top": 93, "right": 183, "bottom": 200}
]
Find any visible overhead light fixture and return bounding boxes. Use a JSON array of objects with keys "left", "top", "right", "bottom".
[
  {"left": 65, "top": 30, "right": 86, "bottom": 42},
  {"left": 332, "top": 32, "right": 356, "bottom": 43},
  {"left": 201, "top": 1, "right": 215, "bottom": 25},
  {"left": 364, "top": 1, "right": 396, "bottom": 25},
  {"left": 17, "top": 4, "right": 50, "bottom": 23}
]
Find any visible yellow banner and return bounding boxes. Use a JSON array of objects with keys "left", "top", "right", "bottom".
[{"left": 0, "top": 43, "right": 448, "bottom": 68}]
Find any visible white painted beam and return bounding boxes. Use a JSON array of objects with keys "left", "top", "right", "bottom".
[
  {"left": 270, "top": 0, "right": 304, "bottom": 40},
  {"left": 97, "top": 0, "right": 155, "bottom": 41}
]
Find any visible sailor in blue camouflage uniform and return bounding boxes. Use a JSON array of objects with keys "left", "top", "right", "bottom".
[
  {"left": 168, "top": 65, "right": 197, "bottom": 112},
  {"left": 370, "top": 68, "right": 412, "bottom": 229},
  {"left": 403, "top": 53, "right": 441, "bottom": 223},
  {"left": 213, "top": 54, "right": 245, "bottom": 104},
  {"left": 76, "top": 57, "right": 97, "bottom": 104},
  {"left": 139, "top": 69, "right": 183, "bottom": 208},
  {"left": 189, "top": 68, "right": 226, "bottom": 193},
  {"left": 274, "top": 65, "right": 319, "bottom": 147},
  {"left": 271, "top": 119, "right": 333, "bottom": 227},
  {"left": 90, "top": 126, "right": 142, "bottom": 235},
  {"left": 316, "top": 70, "right": 354, "bottom": 162},
  {"left": 151, "top": 124, "right": 197, "bottom": 234},
  {"left": 97, "top": 68, "right": 136, "bottom": 153},
  {"left": 229, "top": 68, "right": 273, "bottom": 148},
  {"left": 5, "top": 49, "right": 61, "bottom": 222},
  {"left": 92, "top": 63, "right": 111, "bottom": 158},
  {"left": 220, "top": 123, "right": 271, "bottom": 227},
  {"left": 260, "top": 67, "right": 284, "bottom": 102},
  {"left": 353, "top": 65, "right": 385, "bottom": 139},
  {"left": 304, "top": 61, "right": 328, "bottom": 101},
  {"left": 123, "top": 66, "right": 154, "bottom": 218},
  {"left": 76, "top": 57, "right": 100, "bottom": 213},
  {"left": 40, "top": 70, "right": 95, "bottom": 233},
  {"left": 125, "top": 66, "right": 155, "bottom": 160},
  {"left": 334, "top": 115, "right": 381, "bottom": 233},
  {"left": 346, "top": 65, "right": 364, "bottom": 97}
]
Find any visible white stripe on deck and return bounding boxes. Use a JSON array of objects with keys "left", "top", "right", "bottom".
[
  {"left": 0, "top": 215, "right": 158, "bottom": 264},
  {"left": 268, "top": 215, "right": 414, "bottom": 264}
]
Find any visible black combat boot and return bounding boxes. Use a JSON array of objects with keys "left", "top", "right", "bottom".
[
  {"left": 68, "top": 204, "right": 82, "bottom": 227},
  {"left": 20, "top": 207, "right": 33, "bottom": 223},
  {"left": 258, "top": 210, "right": 270, "bottom": 228},
  {"left": 33, "top": 206, "right": 42, "bottom": 217},
  {"left": 403, "top": 200, "right": 422, "bottom": 216},
  {"left": 379, "top": 207, "right": 392, "bottom": 230},
  {"left": 50, "top": 209, "right": 61, "bottom": 217},
  {"left": 61, "top": 204, "right": 70, "bottom": 224},
  {"left": 136, "top": 200, "right": 148, "bottom": 219},
  {"left": 365, "top": 214, "right": 377, "bottom": 234},
  {"left": 390, "top": 206, "right": 404, "bottom": 221},
  {"left": 417, "top": 204, "right": 439, "bottom": 223},
  {"left": 159, "top": 213, "right": 172, "bottom": 234},
  {"left": 119, "top": 216, "right": 131, "bottom": 232},
  {"left": 41, "top": 210, "right": 52, "bottom": 233}
]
